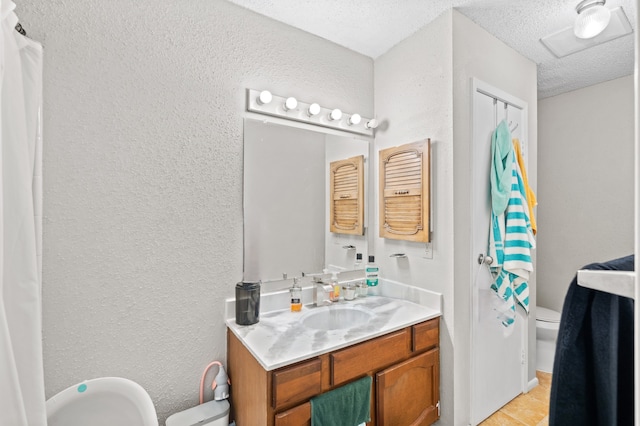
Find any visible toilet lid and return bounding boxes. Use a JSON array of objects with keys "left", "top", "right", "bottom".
[{"left": 536, "top": 307, "right": 561, "bottom": 323}]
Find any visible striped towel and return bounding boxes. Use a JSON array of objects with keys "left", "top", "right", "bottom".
[{"left": 488, "top": 143, "right": 535, "bottom": 326}]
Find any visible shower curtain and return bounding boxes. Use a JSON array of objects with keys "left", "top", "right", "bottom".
[{"left": 0, "top": 1, "right": 46, "bottom": 425}]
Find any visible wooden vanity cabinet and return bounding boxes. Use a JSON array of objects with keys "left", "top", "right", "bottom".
[{"left": 227, "top": 317, "right": 440, "bottom": 426}]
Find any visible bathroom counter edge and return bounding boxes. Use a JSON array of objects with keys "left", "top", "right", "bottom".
[{"left": 225, "top": 279, "right": 442, "bottom": 371}]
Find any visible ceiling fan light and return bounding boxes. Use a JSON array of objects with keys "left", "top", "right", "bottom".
[{"left": 574, "top": 2, "right": 611, "bottom": 39}]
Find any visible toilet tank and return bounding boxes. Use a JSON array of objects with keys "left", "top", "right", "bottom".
[{"left": 165, "top": 399, "right": 229, "bottom": 426}]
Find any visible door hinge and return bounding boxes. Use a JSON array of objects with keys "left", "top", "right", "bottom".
[
  {"left": 521, "top": 350, "right": 526, "bottom": 364},
  {"left": 436, "top": 400, "right": 441, "bottom": 417}
]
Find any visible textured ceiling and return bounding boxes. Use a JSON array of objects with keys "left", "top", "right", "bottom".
[{"left": 226, "top": 0, "right": 636, "bottom": 98}]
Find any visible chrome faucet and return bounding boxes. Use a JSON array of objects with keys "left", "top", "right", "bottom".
[{"left": 313, "top": 282, "right": 333, "bottom": 306}]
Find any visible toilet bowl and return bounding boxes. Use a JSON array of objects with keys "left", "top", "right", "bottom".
[
  {"left": 46, "top": 377, "right": 157, "bottom": 426},
  {"left": 536, "top": 306, "right": 561, "bottom": 373}
]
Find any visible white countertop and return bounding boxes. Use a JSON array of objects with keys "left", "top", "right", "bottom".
[
  {"left": 577, "top": 270, "right": 636, "bottom": 299},
  {"left": 226, "top": 279, "right": 442, "bottom": 371}
]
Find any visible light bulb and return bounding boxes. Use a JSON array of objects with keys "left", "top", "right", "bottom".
[
  {"left": 365, "top": 119, "right": 378, "bottom": 129},
  {"left": 574, "top": 0, "right": 611, "bottom": 39},
  {"left": 308, "top": 103, "right": 321, "bottom": 116},
  {"left": 284, "top": 97, "right": 298, "bottom": 111},
  {"left": 329, "top": 109, "right": 342, "bottom": 121},
  {"left": 348, "top": 114, "right": 362, "bottom": 125},
  {"left": 257, "top": 90, "right": 272, "bottom": 105}
]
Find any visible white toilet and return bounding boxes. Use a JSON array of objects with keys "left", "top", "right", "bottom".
[
  {"left": 46, "top": 377, "right": 158, "bottom": 426},
  {"left": 536, "top": 306, "right": 562, "bottom": 373}
]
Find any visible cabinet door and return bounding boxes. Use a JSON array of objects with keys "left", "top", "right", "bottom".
[
  {"left": 376, "top": 348, "right": 439, "bottom": 426},
  {"left": 330, "top": 155, "right": 365, "bottom": 235},
  {"left": 379, "top": 140, "right": 430, "bottom": 242}
]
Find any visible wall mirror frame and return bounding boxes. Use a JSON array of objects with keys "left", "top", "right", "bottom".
[{"left": 243, "top": 118, "right": 373, "bottom": 284}]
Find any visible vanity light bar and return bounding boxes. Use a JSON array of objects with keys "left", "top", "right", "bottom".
[{"left": 246, "top": 89, "right": 376, "bottom": 136}]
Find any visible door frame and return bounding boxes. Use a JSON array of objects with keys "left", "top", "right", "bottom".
[{"left": 469, "top": 77, "right": 530, "bottom": 425}]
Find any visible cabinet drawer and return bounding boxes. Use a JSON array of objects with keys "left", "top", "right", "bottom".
[
  {"left": 331, "top": 329, "right": 410, "bottom": 386},
  {"left": 275, "top": 402, "right": 311, "bottom": 426},
  {"left": 272, "top": 359, "right": 322, "bottom": 410},
  {"left": 412, "top": 318, "right": 439, "bottom": 352}
]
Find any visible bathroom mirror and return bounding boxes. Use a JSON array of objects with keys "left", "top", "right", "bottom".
[{"left": 243, "top": 118, "right": 370, "bottom": 283}]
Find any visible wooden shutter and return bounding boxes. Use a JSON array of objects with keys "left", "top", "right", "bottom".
[
  {"left": 330, "top": 155, "right": 364, "bottom": 235},
  {"left": 379, "top": 139, "right": 430, "bottom": 242}
]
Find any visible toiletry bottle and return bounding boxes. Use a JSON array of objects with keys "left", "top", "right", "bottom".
[
  {"left": 290, "top": 277, "right": 302, "bottom": 312},
  {"left": 330, "top": 272, "right": 340, "bottom": 302},
  {"left": 354, "top": 252, "right": 363, "bottom": 270},
  {"left": 366, "top": 255, "right": 379, "bottom": 295}
]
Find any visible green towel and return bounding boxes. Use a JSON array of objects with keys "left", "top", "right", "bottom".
[{"left": 310, "top": 376, "right": 372, "bottom": 426}]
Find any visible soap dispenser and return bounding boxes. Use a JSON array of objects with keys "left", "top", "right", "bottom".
[{"left": 290, "top": 277, "right": 302, "bottom": 312}]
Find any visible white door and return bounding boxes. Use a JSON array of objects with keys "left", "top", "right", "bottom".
[{"left": 470, "top": 80, "right": 527, "bottom": 425}]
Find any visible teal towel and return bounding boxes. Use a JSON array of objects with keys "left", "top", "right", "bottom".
[
  {"left": 490, "top": 120, "right": 514, "bottom": 215},
  {"left": 310, "top": 376, "right": 372, "bottom": 426}
]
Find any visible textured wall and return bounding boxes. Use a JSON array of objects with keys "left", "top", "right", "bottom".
[
  {"left": 15, "top": 0, "right": 373, "bottom": 422},
  {"left": 537, "top": 75, "right": 634, "bottom": 313},
  {"left": 374, "top": 11, "right": 456, "bottom": 424},
  {"left": 375, "top": 10, "right": 537, "bottom": 424},
  {"left": 452, "top": 10, "right": 538, "bottom": 423}
]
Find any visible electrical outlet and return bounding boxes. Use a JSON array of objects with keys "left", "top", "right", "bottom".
[{"left": 424, "top": 242, "right": 433, "bottom": 259}]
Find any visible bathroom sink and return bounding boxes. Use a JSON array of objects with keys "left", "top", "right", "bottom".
[{"left": 302, "top": 306, "right": 374, "bottom": 331}]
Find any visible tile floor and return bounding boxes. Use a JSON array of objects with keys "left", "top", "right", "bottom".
[{"left": 479, "top": 371, "right": 552, "bottom": 426}]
